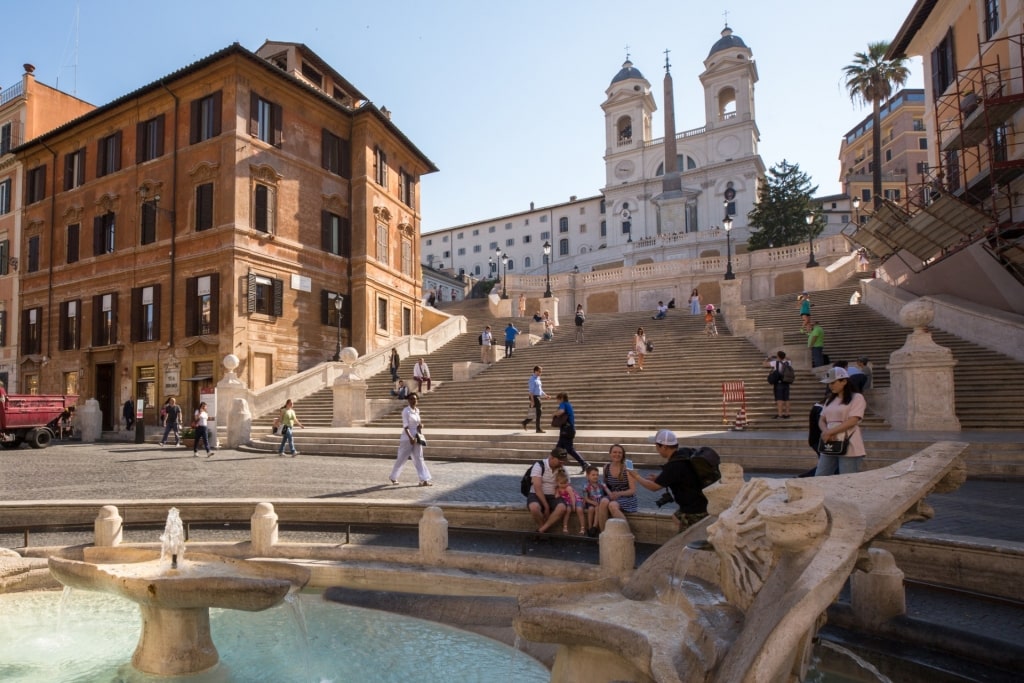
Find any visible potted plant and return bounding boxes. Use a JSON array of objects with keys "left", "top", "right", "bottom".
[{"left": 180, "top": 426, "right": 196, "bottom": 449}]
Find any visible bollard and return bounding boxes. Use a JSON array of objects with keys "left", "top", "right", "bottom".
[
  {"left": 94, "top": 505, "right": 123, "bottom": 547},
  {"left": 599, "top": 518, "right": 635, "bottom": 578},
  {"left": 418, "top": 506, "right": 449, "bottom": 564},
  {"left": 250, "top": 502, "right": 279, "bottom": 556},
  {"left": 851, "top": 547, "right": 906, "bottom": 627}
]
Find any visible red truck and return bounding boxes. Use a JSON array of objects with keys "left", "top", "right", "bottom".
[{"left": 0, "top": 394, "right": 78, "bottom": 449}]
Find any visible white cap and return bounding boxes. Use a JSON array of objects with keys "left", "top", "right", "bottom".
[
  {"left": 652, "top": 429, "right": 678, "bottom": 447},
  {"left": 821, "top": 367, "right": 849, "bottom": 383}
]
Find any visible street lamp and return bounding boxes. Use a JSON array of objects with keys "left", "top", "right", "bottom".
[
  {"left": 542, "top": 240, "right": 552, "bottom": 298},
  {"left": 495, "top": 247, "right": 503, "bottom": 283},
  {"left": 500, "top": 252, "right": 509, "bottom": 299},
  {"left": 488, "top": 255, "right": 495, "bottom": 279},
  {"left": 723, "top": 214, "right": 735, "bottom": 280},
  {"left": 332, "top": 293, "right": 344, "bottom": 361},
  {"left": 852, "top": 196, "right": 861, "bottom": 225},
  {"left": 805, "top": 212, "right": 819, "bottom": 268}
]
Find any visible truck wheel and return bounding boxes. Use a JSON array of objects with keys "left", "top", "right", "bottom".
[{"left": 27, "top": 429, "right": 52, "bottom": 449}]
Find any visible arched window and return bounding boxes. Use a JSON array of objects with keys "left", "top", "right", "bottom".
[
  {"left": 559, "top": 217, "right": 569, "bottom": 232},
  {"left": 559, "top": 238, "right": 569, "bottom": 256},
  {"left": 617, "top": 115, "right": 633, "bottom": 143},
  {"left": 718, "top": 86, "right": 737, "bottom": 119},
  {"left": 524, "top": 256, "right": 532, "bottom": 268},
  {"left": 506, "top": 259, "right": 514, "bottom": 271}
]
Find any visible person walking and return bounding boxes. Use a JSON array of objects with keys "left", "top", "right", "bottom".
[
  {"left": 764, "top": 351, "right": 793, "bottom": 419},
  {"left": 521, "top": 366, "right": 549, "bottom": 433},
  {"left": 159, "top": 397, "right": 182, "bottom": 446},
  {"left": 277, "top": 399, "right": 303, "bottom": 457},
  {"left": 518, "top": 293, "right": 527, "bottom": 318},
  {"left": 552, "top": 392, "right": 588, "bottom": 472},
  {"left": 389, "top": 393, "right": 432, "bottom": 486},
  {"left": 480, "top": 325, "right": 494, "bottom": 364},
  {"left": 798, "top": 293, "right": 812, "bottom": 332},
  {"left": 389, "top": 348, "right": 401, "bottom": 383},
  {"left": 574, "top": 304, "right": 586, "bottom": 343},
  {"left": 633, "top": 327, "right": 648, "bottom": 371},
  {"left": 815, "top": 367, "right": 867, "bottom": 476},
  {"left": 122, "top": 400, "right": 135, "bottom": 431},
  {"left": 689, "top": 288, "right": 701, "bottom": 315},
  {"left": 193, "top": 402, "right": 213, "bottom": 457},
  {"left": 804, "top": 318, "right": 825, "bottom": 368},
  {"left": 504, "top": 321, "right": 521, "bottom": 358}
]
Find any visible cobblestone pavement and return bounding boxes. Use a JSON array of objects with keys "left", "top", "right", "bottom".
[{"left": 1, "top": 440, "right": 1021, "bottom": 545}]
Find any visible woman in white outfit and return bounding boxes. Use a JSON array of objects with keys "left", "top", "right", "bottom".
[{"left": 389, "top": 393, "right": 432, "bottom": 486}]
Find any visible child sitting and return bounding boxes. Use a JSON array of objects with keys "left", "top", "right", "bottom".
[
  {"left": 554, "top": 470, "right": 586, "bottom": 534},
  {"left": 582, "top": 465, "right": 609, "bottom": 535},
  {"left": 704, "top": 304, "right": 719, "bottom": 337},
  {"left": 626, "top": 350, "right": 637, "bottom": 373}
]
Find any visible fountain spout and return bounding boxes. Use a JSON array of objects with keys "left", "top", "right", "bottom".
[{"left": 160, "top": 507, "right": 186, "bottom": 569}]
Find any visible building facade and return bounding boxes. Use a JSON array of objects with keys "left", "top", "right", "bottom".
[
  {"left": 422, "top": 26, "right": 766, "bottom": 280},
  {"left": 0, "top": 65, "right": 95, "bottom": 393},
  {"left": 14, "top": 41, "right": 435, "bottom": 427}
]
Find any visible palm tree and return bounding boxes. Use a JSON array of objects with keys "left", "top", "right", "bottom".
[{"left": 843, "top": 41, "right": 910, "bottom": 208}]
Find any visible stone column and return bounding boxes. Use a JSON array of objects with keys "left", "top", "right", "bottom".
[
  {"left": 887, "top": 300, "right": 961, "bottom": 431},
  {"left": 599, "top": 518, "right": 635, "bottom": 578},
  {"left": 78, "top": 398, "right": 102, "bottom": 443},
  {"left": 419, "top": 506, "right": 448, "bottom": 564},
  {"left": 94, "top": 505, "right": 123, "bottom": 547},
  {"left": 250, "top": 502, "right": 279, "bottom": 556},
  {"left": 851, "top": 547, "right": 906, "bottom": 627},
  {"left": 332, "top": 347, "right": 367, "bottom": 427},
  {"left": 719, "top": 280, "right": 754, "bottom": 336}
]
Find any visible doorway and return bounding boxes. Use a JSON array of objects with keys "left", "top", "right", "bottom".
[{"left": 95, "top": 363, "right": 116, "bottom": 431}]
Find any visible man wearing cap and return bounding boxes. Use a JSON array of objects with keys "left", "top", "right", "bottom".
[
  {"left": 529, "top": 447, "right": 569, "bottom": 532},
  {"left": 629, "top": 430, "right": 710, "bottom": 528}
]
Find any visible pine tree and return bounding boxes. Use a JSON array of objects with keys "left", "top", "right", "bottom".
[{"left": 746, "top": 160, "right": 819, "bottom": 251}]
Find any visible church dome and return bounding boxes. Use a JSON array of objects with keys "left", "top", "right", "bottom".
[
  {"left": 610, "top": 59, "right": 645, "bottom": 85},
  {"left": 707, "top": 26, "right": 748, "bottom": 58}
]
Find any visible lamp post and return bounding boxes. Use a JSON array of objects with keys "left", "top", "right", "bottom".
[
  {"left": 494, "top": 248, "right": 502, "bottom": 283},
  {"left": 500, "top": 253, "right": 509, "bottom": 299},
  {"left": 852, "top": 196, "right": 861, "bottom": 225},
  {"left": 542, "top": 240, "right": 552, "bottom": 298},
  {"left": 488, "top": 255, "right": 495, "bottom": 280},
  {"left": 805, "top": 212, "right": 819, "bottom": 268},
  {"left": 723, "top": 214, "right": 735, "bottom": 280},
  {"left": 332, "top": 293, "right": 344, "bottom": 361}
]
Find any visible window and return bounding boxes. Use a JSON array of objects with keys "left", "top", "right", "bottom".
[
  {"left": 26, "top": 165, "right": 46, "bottom": 203},
  {"left": 489, "top": 226, "right": 496, "bottom": 233},
  {"left": 0, "top": 122, "right": 11, "bottom": 155},
  {"left": 247, "top": 273, "right": 283, "bottom": 316},
  {"left": 0, "top": 178, "right": 10, "bottom": 214},
  {"left": 579, "top": 224, "right": 587, "bottom": 234},
  {"left": 472, "top": 229, "right": 479, "bottom": 236},
  {"left": 64, "top": 149, "right": 86, "bottom": 190},
  {"left": 320, "top": 290, "right": 349, "bottom": 329},
  {"left": 254, "top": 184, "right": 275, "bottom": 233},
  {"left": 601, "top": 220, "right": 607, "bottom": 237},
  {"left": 985, "top": 0, "right": 1000, "bottom": 40},
  {"left": 559, "top": 217, "right": 568, "bottom": 232},
  {"left": 399, "top": 169, "right": 413, "bottom": 206},
  {"left": 93, "top": 212, "right": 116, "bottom": 255},
  {"left": 524, "top": 256, "right": 532, "bottom": 268},
  {"left": 66, "top": 224, "right": 80, "bottom": 263},
  {"left": 376, "top": 222, "right": 389, "bottom": 265},
  {"left": 993, "top": 125, "right": 1009, "bottom": 163},
  {"left": 27, "top": 235, "right": 40, "bottom": 272},
  {"left": 59, "top": 300, "right": 81, "bottom": 350},
  {"left": 374, "top": 146, "right": 388, "bottom": 187},
  {"left": 190, "top": 91, "right": 222, "bottom": 144},
  {"left": 930, "top": 29, "right": 956, "bottom": 97},
  {"left": 0, "top": 310, "right": 6, "bottom": 346},
  {"left": 472, "top": 245, "right": 481, "bottom": 253},
  {"left": 457, "top": 247, "right": 465, "bottom": 256},
  {"left": 250, "top": 93, "right": 282, "bottom": 146},
  {"left": 522, "top": 234, "right": 532, "bottom": 244},
  {"left": 402, "top": 307, "right": 411, "bottom": 336},
  {"left": 540, "top": 231, "right": 550, "bottom": 240},
  {"left": 322, "top": 129, "right": 350, "bottom": 178},
  {"left": 506, "top": 238, "right": 514, "bottom": 247},
  {"left": 92, "top": 293, "right": 118, "bottom": 346},
  {"left": 913, "top": 118, "right": 925, "bottom": 131},
  {"left": 885, "top": 149, "right": 892, "bottom": 162},
  {"left": 195, "top": 183, "right": 214, "bottom": 231},
  {"left": 22, "top": 307, "right": 43, "bottom": 354},
  {"left": 136, "top": 114, "right": 165, "bottom": 163},
  {"left": 841, "top": 214, "right": 850, "bottom": 224},
  {"left": 321, "top": 211, "right": 350, "bottom": 256},
  {"left": 442, "top": 250, "right": 450, "bottom": 259},
  {"left": 918, "top": 138, "right": 928, "bottom": 150},
  {"left": 401, "top": 238, "right": 413, "bottom": 276},
  {"left": 136, "top": 366, "right": 156, "bottom": 409},
  {"left": 186, "top": 274, "right": 219, "bottom": 336},
  {"left": 96, "top": 131, "right": 122, "bottom": 177},
  {"left": 301, "top": 62, "right": 322, "bottom": 87},
  {"left": 559, "top": 238, "right": 569, "bottom": 256},
  {"left": 0, "top": 239, "right": 7, "bottom": 274},
  {"left": 488, "top": 242, "right": 498, "bottom": 250},
  {"left": 377, "top": 296, "right": 388, "bottom": 331},
  {"left": 523, "top": 219, "right": 529, "bottom": 226},
  {"left": 140, "top": 200, "right": 157, "bottom": 245},
  {"left": 916, "top": 161, "right": 929, "bottom": 175},
  {"left": 861, "top": 188, "right": 871, "bottom": 202},
  {"left": 131, "top": 284, "right": 161, "bottom": 342}
]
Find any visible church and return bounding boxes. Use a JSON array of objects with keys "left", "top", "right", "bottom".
[{"left": 421, "top": 25, "right": 766, "bottom": 280}]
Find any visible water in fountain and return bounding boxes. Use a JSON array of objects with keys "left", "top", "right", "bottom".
[{"left": 159, "top": 507, "right": 185, "bottom": 568}]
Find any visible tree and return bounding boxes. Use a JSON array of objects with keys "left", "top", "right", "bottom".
[
  {"left": 746, "top": 160, "right": 818, "bottom": 251},
  {"left": 843, "top": 41, "right": 910, "bottom": 208}
]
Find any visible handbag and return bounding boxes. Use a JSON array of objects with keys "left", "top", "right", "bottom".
[
  {"left": 818, "top": 437, "right": 849, "bottom": 456},
  {"left": 645, "top": 340, "right": 654, "bottom": 353},
  {"left": 551, "top": 413, "right": 569, "bottom": 428}
]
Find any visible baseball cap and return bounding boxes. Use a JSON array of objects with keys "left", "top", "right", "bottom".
[
  {"left": 821, "top": 367, "right": 850, "bottom": 383},
  {"left": 652, "top": 429, "right": 678, "bottom": 447},
  {"left": 550, "top": 447, "right": 569, "bottom": 460}
]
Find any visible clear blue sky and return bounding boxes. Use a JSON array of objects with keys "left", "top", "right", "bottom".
[{"left": 4, "top": 0, "right": 922, "bottom": 233}]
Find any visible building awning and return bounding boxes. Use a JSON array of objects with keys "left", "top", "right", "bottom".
[{"left": 183, "top": 375, "right": 213, "bottom": 382}]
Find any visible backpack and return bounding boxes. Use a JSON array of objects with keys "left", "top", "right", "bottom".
[
  {"left": 767, "top": 368, "right": 781, "bottom": 385},
  {"left": 520, "top": 460, "right": 544, "bottom": 496},
  {"left": 781, "top": 361, "right": 796, "bottom": 384},
  {"left": 575, "top": 312, "right": 585, "bottom": 325},
  {"left": 690, "top": 447, "right": 722, "bottom": 488},
  {"left": 478, "top": 334, "right": 483, "bottom": 345}
]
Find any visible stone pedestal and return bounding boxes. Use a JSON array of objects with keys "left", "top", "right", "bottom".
[
  {"left": 94, "top": 505, "right": 123, "bottom": 547},
  {"left": 79, "top": 398, "right": 102, "bottom": 443},
  {"left": 851, "top": 548, "right": 906, "bottom": 627},
  {"left": 418, "top": 506, "right": 449, "bottom": 563},
  {"left": 250, "top": 502, "right": 279, "bottom": 556},
  {"left": 720, "top": 280, "right": 754, "bottom": 336},
  {"left": 887, "top": 300, "right": 961, "bottom": 431},
  {"left": 481, "top": 344, "right": 498, "bottom": 364},
  {"left": 599, "top": 518, "right": 635, "bottom": 578},
  {"left": 541, "top": 297, "right": 560, "bottom": 326},
  {"left": 226, "top": 398, "right": 252, "bottom": 449},
  {"left": 332, "top": 347, "right": 367, "bottom": 427},
  {"left": 215, "top": 354, "right": 251, "bottom": 442},
  {"left": 453, "top": 361, "right": 487, "bottom": 382}
]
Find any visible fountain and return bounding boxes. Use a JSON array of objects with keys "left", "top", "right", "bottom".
[{"left": 47, "top": 507, "right": 311, "bottom": 677}]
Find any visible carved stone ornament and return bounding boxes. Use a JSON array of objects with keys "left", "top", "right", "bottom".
[
  {"left": 188, "top": 161, "right": 221, "bottom": 183},
  {"left": 322, "top": 194, "right": 346, "bottom": 215},
  {"left": 62, "top": 205, "right": 85, "bottom": 223},
  {"left": 249, "top": 164, "right": 282, "bottom": 186},
  {"left": 95, "top": 193, "right": 120, "bottom": 214},
  {"left": 373, "top": 205, "right": 392, "bottom": 223},
  {"left": 398, "top": 221, "right": 414, "bottom": 237}
]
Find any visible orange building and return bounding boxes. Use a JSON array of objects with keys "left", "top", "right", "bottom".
[
  {"left": 0, "top": 65, "right": 95, "bottom": 394},
  {"left": 14, "top": 42, "right": 436, "bottom": 428}
]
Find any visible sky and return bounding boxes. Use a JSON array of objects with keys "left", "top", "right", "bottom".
[{"left": 3, "top": 0, "right": 923, "bottom": 234}]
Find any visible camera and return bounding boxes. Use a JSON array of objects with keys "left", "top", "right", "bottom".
[{"left": 655, "top": 491, "right": 675, "bottom": 508}]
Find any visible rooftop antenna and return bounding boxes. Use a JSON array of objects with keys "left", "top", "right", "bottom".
[{"left": 55, "top": 1, "right": 80, "bottom": 95}]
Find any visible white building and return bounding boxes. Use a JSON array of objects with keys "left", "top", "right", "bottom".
[{"left": 422, "top": 25, "right": 768, "bottom": 278}]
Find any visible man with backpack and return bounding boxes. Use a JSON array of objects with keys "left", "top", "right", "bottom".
[
  {"left": 524, "top": 447, "right": 570, "bottom": 532},
  {"left": 764, "top": 350, "right": 795, "bottom": 419},
  {"left": 629, "top": 430, "right": 721, "bottom": 528}
]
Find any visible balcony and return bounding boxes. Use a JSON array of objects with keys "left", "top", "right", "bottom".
[{"left": 0, "top": 81, "right": 24, "bottom": 107}]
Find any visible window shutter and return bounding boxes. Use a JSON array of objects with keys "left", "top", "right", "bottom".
[
  {"left": 112, "top": 131, "right": 122, "bottom": 172},
  {"left": 211, "top": 91, "right": 222, "bottom": 137},
  {"left": 340, "top": 137, "right": 351, "bottom": 179},
  {"left": 136, "top": 121, "right": 145, "bottom": 164},
  {"left": 96, "top": 140, "right": 104, "bottom": 177},
  {"left": 67, "top": 224, "right": 79, "bottom": 264},
  {"left": 208, "top": 273, "right": 220, "bottom": 333},
  {"left": 189, "top": 98, "right": 200, "bottom": 144},
  {"left": 254, "top": 186, "right": 267, "bottom": 232},
  {"left": 247, "top": 272, "right": 256, "bottom": 312},
  {"left": 272, "top": 278, "right": 284, "bottom": 317},
  {"left": 196, "top": 183, "right": 213, "bottom": 231},
  {"left": 59, "top": 302, "right": 69, "bottom": 350},
  {"left": 92, "top": 295, "right": 102, "bottom": 346},
  {"left": 152, "top": 284, "right": 161, "bottom": 341},
  {"left": 110, "top": 293, "right": 118, "bottom": 344},
  {"left": 0, "top": 240, "right": 7, "bottom": 275},
  {"left": 21, "top": 309, "right": 30, "bottom": 352},
  {"left": 93, "top": 216, "right": 104, "bottom": 256},
  {"left": 130, "top": 287, "right": 141, "bottom": 342},
  {"left": 321, "top": 129, "right": 331, "bottom": 171},
  {"left": 74, "top": 300, "right": 82, "bottom": 349},
  {"left": 321, "top": 210, "right": 331, "bottom": 251},
  {"left": 341, "top": 216, "right": 351, "bottom": 257},
  {"left": 185, "top": 276, "right": 197, "bottom": 336},
  {"left": 249, "top": 92, "right": 259, "bottom": 136},
  {"left": 272, "top": 102, "right": 283, "bottom": 147},
  {"left": 155, "top": 115, "right": 165, "bottom": 157},
  {"left": 64, "top": 153, "right": 74, "bottom": 191},
  {"left": 321, "top": 290, "right": 330, "bottom": 325}
]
